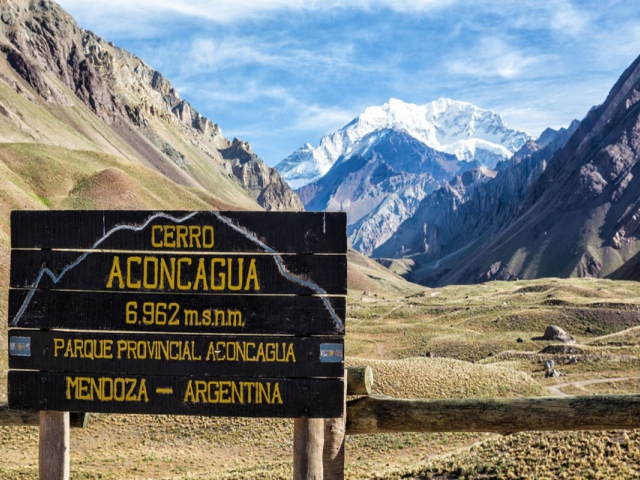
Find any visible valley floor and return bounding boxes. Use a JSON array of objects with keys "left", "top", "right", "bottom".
[{"left": 3, "top": 277, "right": 640, "bottom": 479}]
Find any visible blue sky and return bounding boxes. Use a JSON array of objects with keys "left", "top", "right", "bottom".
[{"left": 57, "top": 0, "right": 640, "bottom": 166}]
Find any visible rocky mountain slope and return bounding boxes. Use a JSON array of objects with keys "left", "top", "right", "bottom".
[
  {"left": 378, "top": 53, "right": 640, "bottom": 286},
  {"left": 297, "top": 129, "right": 486, "bottom": 254},
  {"left": 276, "top": 98, "right": 530, "bottom": 189},
  {"left": 0, "top": 0, "right": 302, "bottom": 211},
  {"left": 374, "top": 122, "right": 579, "bottom": 263}
]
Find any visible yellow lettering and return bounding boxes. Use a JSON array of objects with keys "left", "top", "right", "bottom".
[
  {"left": 215, "top": 310, "right": 225, "bottom": 326},
  {"left": 143, "top": 257, "right": 159, "bottom": 289},
  {"left": 177, "top": 258, "right": 192, "bottom": 290},
  {"left": 202, "top": 226, "right": 214, "bottom": 248},
  {"left": 164, "top": 225, "right": 175, "bottom": 248},
  {"left": 227, "top": 310, "right": 243, "bottom": 326},
  {"left": 228, "top": 258, "right": 243, "bottom": 291},
  {"left": 66, "top": 376, "right": 80, "bottom": 399},
  {"left": 244, "top": 258, "right": 259, "bottom": 291},
  {"left": 138, "top": 379, "right": 149, "bottom": 402},
  {"left": 189, "top": 225, "right": 202, "bottom": 248},
  {"left": 116, "top": 340, "right": 127, "bottom": 359},
  {"left": 176, "top": 225, "right": 188, "bottom": 248},
  {"left": 104, "top": 340, "right": 113, "bottom": 359},
  {"left": 286, "top": 343, "right": 296, "bottom": 362},
  {"left": 184, "top": 380, "right": 195, "bottom": 402},
  {"left": 195, "top": 380, "right": 207, "bottom": 403},
  {"left": 193, "top": 258, "right": 208, "bottom": 290},
  {"left": 78, "top": 377, "right": 90, "bottom": 400},
  {"left": 210, "top": 258, "right": 225, "bottom": 290},
  {"left": 219, "top": 381, "right": 231, "bottom": 403},
  {"left": 151, "top": 225, "right": 163, "bottom": 248},
  {"left": 125, "top": 379, "right": 137, "bottom": 401},
  {"left": 205, "top": 342, "right": 218, "bottom": 361},
  {"left": 54, "top": 338, "right": 64, "bottom": 357},
  {"left": 126, "top": 257, "right": 142, "bottom": 289},
  {"left": 159, "top": 258, "right": 175, "bottom": 290},
  {"left": 106, "top": 256, "right": 124, "bottom": 289},
  {"left": 272, "top": 383, "right": 283, "bottom": 404}
]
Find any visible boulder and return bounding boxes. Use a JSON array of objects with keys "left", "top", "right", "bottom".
[
  {"left": 541, "top": 325, "right": 575, "bottom": 344},
  {"left": 544, "top": 359, "right": 560, "bottom": 378}
]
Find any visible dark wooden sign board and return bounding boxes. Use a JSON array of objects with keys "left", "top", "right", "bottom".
[
  {"left": 9, "top": 290, "right": 345, "bottom": 335},
  {"left": 11, "top": 210, "right": 347, "bottom": 253},
  {"left": 9, "top": 330, "right": 344, "bottom": 378},
  {"left": 8, "top": 210, "right": 346, "bottom": 419},
  {"left": 10, "top": 371, "right": 344, "bottom": 417},
  {"left": 10, "top": 250, "right": 346, "bottom": 294}
]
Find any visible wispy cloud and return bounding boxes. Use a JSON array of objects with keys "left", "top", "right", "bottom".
[
  {"left": 184, "top": 36, "right": 357, "bottom": 75},
  {"left": 59, "top": 0, "right": 456, "bottom": 25},
  {"left": 549, "top": 1, "right": 591, "bottom": 36},
  {"left": 446, "top": 37, "right": 553, "bottom": 80}
]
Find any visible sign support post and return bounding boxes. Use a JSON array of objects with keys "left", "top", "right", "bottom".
[
  {"left": 322, "top": 369, "right": 348, "bottom": 479},
  {"left": 39, "top": 411, "right": 69, "bottom": 480},
  {"left": 294, "top": 418, "right": 325, "bottom": 480}
]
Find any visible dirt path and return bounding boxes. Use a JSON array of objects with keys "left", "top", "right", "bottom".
[
  {"left": 547, "top": 377, "right": 640, "bottom": 396},
  {"left": 590, "top": 325, "right": 640, "bottom": 343}
]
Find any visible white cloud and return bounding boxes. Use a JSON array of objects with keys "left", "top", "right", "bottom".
[
  {"left": 550, "top": 2, "right": 591, "bottom": 36},
  {"left": 446, "top": 37, "right": 551, "bottom": 79}
]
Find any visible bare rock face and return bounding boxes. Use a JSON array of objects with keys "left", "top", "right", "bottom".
[
  {"left": 541, "top": 325, "right": 575, "bottom": 344},
  {"left": 221, "top": 139, "right": 304, "bottom": 211}
]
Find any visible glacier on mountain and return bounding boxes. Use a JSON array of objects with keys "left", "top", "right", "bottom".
[{"left": 275, "top": 98, "right": 530, "bottom": 188}]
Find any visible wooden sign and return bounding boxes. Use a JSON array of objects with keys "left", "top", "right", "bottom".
[
  {"left": 11, "top": 211, "right": 347, "bottom": 253},
  {"left": 9, "top": 371, "right": 344, "bottom": 417},
  {"left": 9, "top": 250, "right": 347, "bottom": 295},
  {"left": 8, "top": 210, "right": 346, "bottom": 418},
  {"left": 9, "top": 290, "right": 346, "bottom": 335},
  {"left": 9, "top": 330, "right": 344, "bottom": 378}
]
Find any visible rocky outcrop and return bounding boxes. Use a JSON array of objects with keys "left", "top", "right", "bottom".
[
  {"left": 221, "top": 139, "right": 304, "bottom": 211},
  {"left": 0, "top": 0, "right": 299, "bottom": 211}
]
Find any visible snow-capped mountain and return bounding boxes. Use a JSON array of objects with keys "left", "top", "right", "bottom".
[
  {"left": 275, "top": 98, "right": 531, "bottom": 188},
  {"left": 296, "top": 129, "right": 485, "bottom": 254}
]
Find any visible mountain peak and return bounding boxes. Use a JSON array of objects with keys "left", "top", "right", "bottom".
[{"left": 276, "top": 98, "right": 530, "bottom": 188}]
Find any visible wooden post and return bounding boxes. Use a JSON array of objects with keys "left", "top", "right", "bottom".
[
  {"left": 293, "top": 418, "right": 324, "bottom": 480},
  {"left": 39, "top": 411, "right": 70, "bottom": 480},
  {"left": 346, "top": 366, "right": 373, "bottom": 395},
  {"left": 323, "top": 369, "right": 348, "bottom": 480}
]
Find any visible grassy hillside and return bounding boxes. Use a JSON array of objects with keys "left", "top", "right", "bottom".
[{"left": 0, "top": 47, "right": 262, "bottom": 211}]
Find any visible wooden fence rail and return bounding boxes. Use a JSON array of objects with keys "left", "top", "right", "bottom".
[{"left": 346, "top": 393, "right": 640, "bottom": 435}]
